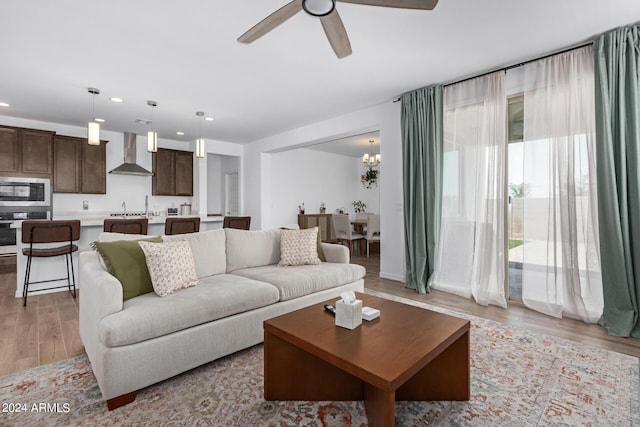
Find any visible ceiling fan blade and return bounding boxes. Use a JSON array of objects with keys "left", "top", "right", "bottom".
[
  {"left": 238, "top": 0, "right": 303, "bottom": 44},
  {"left": 337, "top": 0, "right": 438, "bottom": 10},
  {"left": 320, "top": 10, "right": 352, "bottom": 58}
]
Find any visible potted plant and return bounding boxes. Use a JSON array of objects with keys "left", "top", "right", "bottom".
[
  {"left": 361, "top": 168, "right": 379, "bottom": 189},
  {"left": 352, "top": 200, "right": 367, "bottom": 213}
]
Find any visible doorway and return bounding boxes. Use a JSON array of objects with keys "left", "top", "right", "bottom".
[
  {"left": 224, "top": 173, "right": 239, "bottom": 216},
  {"left": 207, "top": 154, "right": 240, "bottom": 216}
]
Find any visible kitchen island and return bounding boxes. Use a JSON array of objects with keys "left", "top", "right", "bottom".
[{"left": 11, "top": 214, "right": 224, "bottom": 298}]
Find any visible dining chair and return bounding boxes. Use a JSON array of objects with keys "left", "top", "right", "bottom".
[
  {"left": 365, "top": 214, "right": 381, "bottom": 257},
  {"left": 223, "top": 216, "right": 251, "bottom": 230},
  {"left": 165, "top": 217, "right": 201, "bottom": 235},
  {"left": 103, "top": 218, "right": 149, "bottom": 235},
  {"left": 332, "top": 214, "right": 364, "bottom": 255},
  {"left": 21, "top": 220, "right": 81, "bottom": 306}
]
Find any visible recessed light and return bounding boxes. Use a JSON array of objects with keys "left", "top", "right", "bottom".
[
  {"left": 205, "top": 117, "right": 214, "bottom": 121},
  {"left": 110, "top": 97, "right": 124, "bottom": 103},
  {"left": 176, "top": 131, "right": 185, "bottom": 136},
  {"left": 0, "top": 102, "right": 9, "bottom": 107},
  {"left": 94, "top": 118, "right": 105, "bottom": 123}
]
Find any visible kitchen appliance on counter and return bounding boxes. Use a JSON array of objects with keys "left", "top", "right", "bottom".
[
  {"left": 167, "top": 208, "right": 178, "bottom": 216},
  {"left": 109, "top": 212, "right": 147, "bottom": 217},
  {"left": 180, "top": 203, "right": 192, "bottom": 216},
  {"left": 0, "top": 177, "right": 53, "bottom": 255}
]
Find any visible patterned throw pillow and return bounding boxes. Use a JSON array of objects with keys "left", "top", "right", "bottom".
[
  {"left": 279, "top": 227, "right": 322, "bottom": 267},
  {"left": 138, "top": 240, "right": 200, "bottom": 297}
]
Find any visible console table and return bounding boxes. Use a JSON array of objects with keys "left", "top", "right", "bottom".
[{"left": 298, "top": 214, "right": 335, "bottom": 242}]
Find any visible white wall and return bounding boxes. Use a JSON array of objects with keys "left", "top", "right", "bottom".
[
  {"left": 0, "top": 114, "right": 242, "bottom": 216},
  {"left": 244, "top": 101, "right": 404, "bottom": 282},
  {"left": 270, "top": 148, "right": 359, "bottom": 227}
]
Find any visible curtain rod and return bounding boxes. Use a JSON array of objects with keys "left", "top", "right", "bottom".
[
  {"left": 445, "top": 40, "right": 594, "bottom": 87},
  {"left": 393, "top": 39, "right": 594, "bottom": 102}
]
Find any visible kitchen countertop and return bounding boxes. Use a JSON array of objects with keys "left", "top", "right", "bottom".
[{"left": 11, "top": 212, "right": 224, "bottom": 228}]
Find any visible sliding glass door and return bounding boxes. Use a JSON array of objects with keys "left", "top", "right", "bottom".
[
  {"left": 506, "top": 96, "right": 525, "bottom": 300},
  {"left": 505, "top": 46, "right": 603, "bottom": 322}
]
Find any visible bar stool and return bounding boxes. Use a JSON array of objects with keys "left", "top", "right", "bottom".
[
  {"left": 222, "top": 216, "right": 251, "bottom": 230},
  {"left": 103, "top": 218, "right": 148, "bottom": 235},
  {"left": 165, "top": 217, "right": 201, "bottom": 235},
  {"left": 21, "top": 220, "right": 81, "bottom": 307}
]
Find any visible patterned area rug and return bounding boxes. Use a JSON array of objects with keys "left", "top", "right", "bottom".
[{"left": 1, "top": 290, "right": 638, "bottom": 426}]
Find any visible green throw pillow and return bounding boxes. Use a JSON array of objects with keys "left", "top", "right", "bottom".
[
  {"left": 280, "top": 226, "right": 326, "bottom": 262},
  {"left": 90, "top": 236, "right": 163, "bottom": 301}
]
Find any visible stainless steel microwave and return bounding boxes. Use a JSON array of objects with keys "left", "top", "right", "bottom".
[{"left": 0, "top": 177, "right": 51, "bottom": 207}]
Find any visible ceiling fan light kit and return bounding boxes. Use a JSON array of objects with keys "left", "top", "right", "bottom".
[
  {"left": 238, "top": 0, "right": 438, "bottom": 58},
  {"left": 302, "top": 0, "right": 335, "bottom": 16}
]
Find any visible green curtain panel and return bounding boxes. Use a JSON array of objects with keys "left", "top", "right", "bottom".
[
  {"left": 594, "top": 25, "right": 640, "bottom": 337},
  {"left": 400, "top": 86, "right": 443, "bottom": 294}
]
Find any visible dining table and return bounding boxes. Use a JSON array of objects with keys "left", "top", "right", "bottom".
[{"left": 350, "top": 220, "right": 367, "bottom": 235}]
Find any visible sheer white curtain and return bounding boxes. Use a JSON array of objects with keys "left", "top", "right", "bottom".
[
  {"left": 430, "top": 71, "right": 507, "bottom": 308},
  {"left": 521, "top": 46, "right": 603, "bottom": 322}
]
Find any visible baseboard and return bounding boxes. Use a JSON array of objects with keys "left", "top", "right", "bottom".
[{"left": 379, "top": 271, "right": 404, "bottom": 283}]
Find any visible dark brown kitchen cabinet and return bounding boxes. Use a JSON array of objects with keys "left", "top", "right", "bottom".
[
  {"left": 175, "top": 150, "right": 194, "bottom": 196},
  {"left": 81, "top": 139, "right": 107, "bottom": 194},
  {"left": 0, "top": 127, "right": 19, "bottom": 173},
  {"left": 53, "top": 135, "right": 107, "bottom": 194},
  {"left": 152, "top": 148, "right": 193, "bottom": 196},
  {"left": 0, "top": 126, "right": 54, "bottom": 178},
  {"left": 53, "top": 136, "right": 81, "bottom": 192}
]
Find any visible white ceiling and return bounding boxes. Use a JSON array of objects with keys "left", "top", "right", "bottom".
[{"left": 1, "top": 1, "right": 638, "bottom": 145}]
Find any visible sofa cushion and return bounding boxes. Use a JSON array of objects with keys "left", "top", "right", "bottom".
[
  {"left": 225, "top": 228, "right": 281, "bottom": 272},
  {"left": 90, "top": 236, "right": 163, "bottom": 301},
  {"left": 163, "top": 229, "right": 226, "bottom": 278},
  {"left": 139, "top": 241, "right": 200, "bottom": 296},
  {"left": 99, "top": 274, "right": 280, "bottom": 347},
  {"left": 231, "top": 263, "right": 366, "bottom": 301}
]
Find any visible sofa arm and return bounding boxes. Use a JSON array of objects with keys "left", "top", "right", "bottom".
[
  {"left": 321, "top": 242, "right": 350, "bottom": 263},
  {"left": 79, "top": 251, "right": 124, "bottom": 360}
]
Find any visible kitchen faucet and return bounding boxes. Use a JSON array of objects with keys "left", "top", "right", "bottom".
[
  {"left": 145, "top": 195, "right": 149, "bottom": 217},
  {"left": 122, "top": 201, "right": 126, "bottom": 217}
]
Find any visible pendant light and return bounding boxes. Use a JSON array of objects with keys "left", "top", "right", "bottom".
[
  {"left": 87, "top": 87, "right": 100, "bottom": 145},
  {"left": 147, "top": 100, "right": 158, "bottom": 152},
  {"left": 362, "top": 140, "right": 381, "bottom": 168},
  {"left": 195, "top": 111, "right": 205, "bottom": 158}
]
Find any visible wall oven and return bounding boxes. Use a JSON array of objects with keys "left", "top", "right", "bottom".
[{"left": 0, "top": 177, "right": 52, "bottom": 255}]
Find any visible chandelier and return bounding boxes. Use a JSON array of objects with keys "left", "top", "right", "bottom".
[{"left": 362, "top": 140, "right": 380, "bottom": 168}]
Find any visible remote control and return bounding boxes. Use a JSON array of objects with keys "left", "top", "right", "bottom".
[{"left": 324, "top": 304, "right": 336, "bottom": 315}]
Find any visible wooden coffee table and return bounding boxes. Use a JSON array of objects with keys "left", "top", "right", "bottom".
[{"left": 263, "top": 292, "right": 470, "bottom": 427}]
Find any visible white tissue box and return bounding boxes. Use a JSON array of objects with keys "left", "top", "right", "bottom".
[
  {"left": 362, "top": 307, "right": 380, "bottom": 321},
  {"left": 336, "top": 299, "right": 363, "bottom": 330}
]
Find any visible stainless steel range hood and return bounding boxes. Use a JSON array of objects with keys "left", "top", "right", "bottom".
[{"left": 109, "top": 132, "right": 153, "bottom": 176}]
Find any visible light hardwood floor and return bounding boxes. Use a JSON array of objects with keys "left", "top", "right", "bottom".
[
  {"left": 0, "top": 270, "right": 83, "bottom": 376},
  {"left": 0, "top": 253, "right": 638, "bottom": 377}
]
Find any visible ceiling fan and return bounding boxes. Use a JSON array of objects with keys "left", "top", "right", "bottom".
[{"left": 237, "top": 0, "right": 439, "bottom": 58}]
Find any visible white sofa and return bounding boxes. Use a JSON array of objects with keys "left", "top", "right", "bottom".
[{"left": 79, "top": 228, "right": 365, "bottom": 410}]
